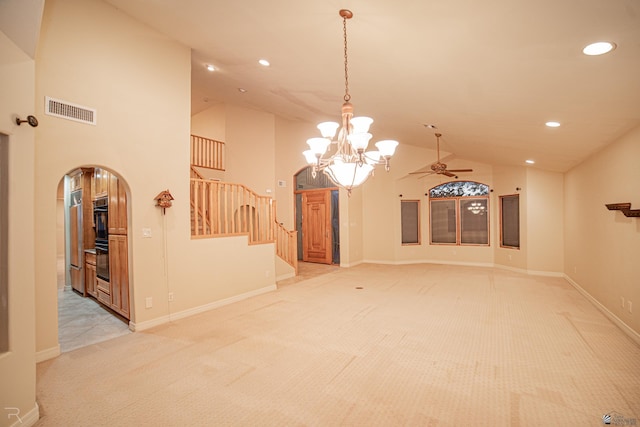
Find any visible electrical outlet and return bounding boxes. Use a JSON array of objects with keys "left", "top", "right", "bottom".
[
  {"left": 145, "top": 297, "right": 153, "bottom": 309},
  {"left": 168, "top": 292, "right": 174, "bottom": 302},
  {"left": 628, "top": 301, "right": 633, "bottom": 314}
]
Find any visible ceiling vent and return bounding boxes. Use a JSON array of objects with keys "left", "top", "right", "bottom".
[{"left": 45, "top": 96, "right": 97, "bottom": 125}]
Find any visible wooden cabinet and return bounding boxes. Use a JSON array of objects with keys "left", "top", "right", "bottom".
[
  {"left": 96, "top": 277, "right": 111, "bottom": 306},
  {"left": 93, "top": 167, "right": 110, "bottom": 200},
  {"left": 108, "top": 234, "right": 129, "bottom": 319},
  {"left": 85, "top": 250, "right": 97, "bottom": 298},
  {"left": 108, "top": 174, "right": 127, "bottom": 235},
  {"left": 69, "top": 169, "right": 83, "bottom": 192}
]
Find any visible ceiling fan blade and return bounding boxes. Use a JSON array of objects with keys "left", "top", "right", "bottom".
[
  {"left": 446, "top": 169, "right": 473, "bottom": 173},
  {"left": 409, "top": 170, "right": 430, "bottom": 175},
  {"left": 442, "top": 171, "right": 456, "bottom": 177},
  {"left": 417, "top": 172, "right": 435, "bottom": 179}
]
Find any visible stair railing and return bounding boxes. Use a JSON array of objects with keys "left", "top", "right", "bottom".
[{"left": 190, "top": 178, "right": 298, "bottom": 270}]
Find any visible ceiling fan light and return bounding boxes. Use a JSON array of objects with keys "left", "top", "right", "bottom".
[{"left": 375, "top": 140, "right": 399, "bottom": 157}]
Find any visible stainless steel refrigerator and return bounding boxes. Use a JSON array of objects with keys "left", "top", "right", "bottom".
[{"left": 69, "top": 189, "right": 84, "bottom": 293}]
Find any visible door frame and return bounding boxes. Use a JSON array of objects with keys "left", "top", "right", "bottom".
[{"left": 294, "top": 166, "right": 340, "bottom": 265}]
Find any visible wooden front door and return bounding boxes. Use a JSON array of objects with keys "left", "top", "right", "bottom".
[{"left": 302, "top": 189, "right": 332, "bottom": 264}]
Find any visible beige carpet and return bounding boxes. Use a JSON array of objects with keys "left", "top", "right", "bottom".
[{"left": 35, "top": 263, "right": 640, "bottom": 426}]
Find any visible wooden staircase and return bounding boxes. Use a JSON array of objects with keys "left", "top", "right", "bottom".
[{"left": 189, "top": 135, "right": 298, "bottom": 272}]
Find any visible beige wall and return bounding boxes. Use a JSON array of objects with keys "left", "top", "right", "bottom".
[
  {"left": 225, "top": 105, "right": 276, "bottom": 194},
  {"left": 0, "top": 31, "right": 39, "bottom": 427},
  {"left": 34, "top": 0, "right": 276, "bottom": 356},
  {"left": 526, "top": 168, "right": 564, "bottom": 274},
  {"left": 564, "top": 125, "right": 640, "bottom": 336}
]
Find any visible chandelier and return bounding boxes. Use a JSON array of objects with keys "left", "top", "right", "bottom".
[
  {"left": 467, "top": 201, "right": 486, "bottom": 215},
  {"left": 303, "top": 9, "right": 399, "bottom": 194}
]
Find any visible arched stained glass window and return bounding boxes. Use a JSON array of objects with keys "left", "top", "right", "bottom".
[{"left": 429, "top": 181, "right": 489, "bottom": 198}]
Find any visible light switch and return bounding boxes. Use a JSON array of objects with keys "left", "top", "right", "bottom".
[{"left": 142, "top": 227, "right": 152, "bottom": 238}]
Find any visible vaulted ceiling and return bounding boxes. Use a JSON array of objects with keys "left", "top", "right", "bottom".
[{"left": 104, "top": 0, "right": 640, "bottom": 173}]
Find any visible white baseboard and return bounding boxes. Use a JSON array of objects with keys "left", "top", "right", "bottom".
[
  {"left": 129, "top": 315, "right": 170, "bottom": 332},
  {"left": 7, "top": 402, "right": 39, "bottom": 427},
  {"left": 564, "top": 274, "right": 640, "bottom": 346},
  {"left": 340, "top": 260, "right": 363, "bottom": 268},
  {"left": 35, "top": 345, "right": 60, "bottom": 363},
  {"left": 494, "top": 264, "right": 564, "bottom": 277},
  {"left": 130, "top": 285, "right": 277, "bottom": 332},
  {"left": 276, "top": 271, "right": 295, "bottom": 281}
]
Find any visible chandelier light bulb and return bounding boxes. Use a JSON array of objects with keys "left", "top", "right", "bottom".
[
  {"left": 307, "top": 137, "right": 330, "bottom": 155},
  {"left": 375, "top": 140, "right": 399, "bottom": 157},
  {"left": 347, "top": 132, "right": 372, "bottom": 151},
  {"left": 350, "top": 116, "right": 373, "bottom": 134},
  {"left": 317, "top": 122, "right": 340, "bottom": 139},
  {"left": 303, "top": 150, "right": 317, "bottom": 164}
]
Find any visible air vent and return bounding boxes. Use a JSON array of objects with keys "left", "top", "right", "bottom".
[{"left": 45, "top": 96, "right": 97, "bottom": 125}]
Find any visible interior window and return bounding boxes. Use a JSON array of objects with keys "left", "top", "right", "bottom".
[
  {"left": 500, "top": 194, "right": 520, "bottom": 249},
  {"left": 429, "top": 181, "right": 490, "bottom": 246},
  {"left": 401, "top": 200, "right": 420, "bottom": 245}
]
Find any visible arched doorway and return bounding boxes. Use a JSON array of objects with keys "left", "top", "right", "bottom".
[
  {"left": 57, "top": 166, "right": 132, "bottom": 352},
  {"left": 294, "top": 167, "right": 340, "bottom": 265}
]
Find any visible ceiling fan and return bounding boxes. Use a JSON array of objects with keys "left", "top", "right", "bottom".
[{"left": 410, "top": 132, "right": 473, "bottom": 179}]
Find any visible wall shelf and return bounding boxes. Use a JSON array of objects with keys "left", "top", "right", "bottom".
[{"left": 606, "top": 203, "right": 640, "bottom": 218}]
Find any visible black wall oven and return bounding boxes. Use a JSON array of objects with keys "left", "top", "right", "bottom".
[
  {"left": 94, "top": 197, "right": 108, "bottom": 240},
  {"left": 94, "top": 197, "right": 109, "bottom": 281},
  {"left": 95, "top": 240, "right": 109, "bottom": 281}
]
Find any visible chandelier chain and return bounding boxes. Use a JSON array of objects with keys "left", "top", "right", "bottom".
[{"left": 343, "top": 15, "right": 350, "bottom": 103}]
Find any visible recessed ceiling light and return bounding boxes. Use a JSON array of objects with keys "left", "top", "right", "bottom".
[
  {"left": 206, "top": 64, "right": 215, "bottom": 72},
  {"left": 258, "top": 59, "right": 270, "bottom": 67},
  {"left": 545, "top": 121, "right": 561, "bottom": 128},
  {"left": 525, "top": 160, "right": 535, "bottom": 164},
  {"left": 582, "top": 41, "right": 616, "bottom": 56},
  {"left": 238, "top": 88, "right": 247, "bottom": 93}
]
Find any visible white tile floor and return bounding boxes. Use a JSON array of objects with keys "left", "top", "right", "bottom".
[{"left": 57, "top": 288, "right": 131, "bottom": 353}]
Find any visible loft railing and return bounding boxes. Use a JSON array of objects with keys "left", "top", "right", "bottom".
[
  {"left": 190, "top": 178, "right": 298, "bottom": 271},
  {"left": 191, "top": 134, "right": 225, "bottom": 171}
]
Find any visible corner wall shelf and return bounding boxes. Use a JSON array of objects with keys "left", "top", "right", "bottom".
[{"left": 605, "top": 203, "right": 640, "bottom": 218}]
